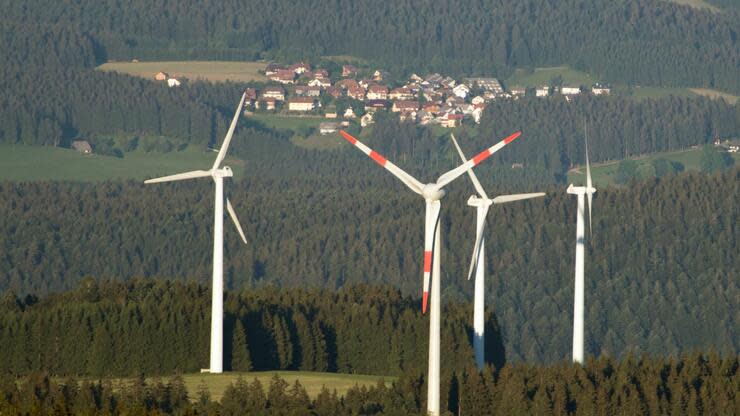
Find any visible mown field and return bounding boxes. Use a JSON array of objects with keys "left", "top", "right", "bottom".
[
  {"left": 0, "top": 144, "right": 244, "bottom": 182},
  {"left": 567, "top": 147, "right": 740, "bottom": 186},
  {"left": 109, "top": 371, "right": 395, "bottom": 402},
  {"left": 98, "top": 61, "right": 267, "bottom": 83}
]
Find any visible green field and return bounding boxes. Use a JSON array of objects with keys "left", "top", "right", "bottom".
[
  {"left": 0, "top": 144, "right": 244, "bottom": 182},
  {"left": 567, "top": 147, "right": 740, "bottom": 186},
  {"left": 98, "top": 61, "right": 267, "bottom": 83},
  {"left": 250, "top": 113, "right": 326, "bottom": 132},
  {"left": 505, "top": 66, "right": 597, "bottom": 88},
  {"left": 108, "top": 371, "right": 395, "bottom": 402}
]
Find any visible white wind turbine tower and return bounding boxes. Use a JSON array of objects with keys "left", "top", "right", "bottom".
[
  {"left": 339, "top": 129, "right": 523, "bottom": 416},
  {"left": 566, "top": 128, "right": 596, "bottom": 364},
  {"left": 449, "top": 134, "right": 545, "bottom": 370},
  {"left": 145, "top": 93, "right": 249, "bottom": 374}
]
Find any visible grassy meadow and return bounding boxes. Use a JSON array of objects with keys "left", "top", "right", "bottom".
[
  {"left": 98, "top": 61, "right": 267, "bottom": 83},
  {"left": 108, "top": 371, "right": 395, "bottom": 402},
  {"left": 0, "top": 144, "right": 244, "bottom": 182},
  {"left": 567, "top": 147, "right": 740, "bottom": 186}
]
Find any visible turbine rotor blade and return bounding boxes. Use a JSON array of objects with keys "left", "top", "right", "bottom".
[
  {"left": 212, "top": 92, "right": 247, "bottom": 170},
  {"left": 339, "top": 130, "right": 424, "bottom": 195},
  {"left": 226, "top": 198, "right": 247, "bottom": 244},
  {"left": 492, "top": 192, "right": 546, "bottom": 204},
  {"left": 449, "top": 134, "right": 489, "bottom": 200},
  {"left": 422, "top": 200, "right": 441, "bottom": 314},
  {"left": 144, "top": 170, "right": 212, "bottom": 184},
  {"left": 467, "top": 204, "right": 490, "bottom": 280},
  {"left": 435, "top": 131, "right": 521, "bottom": 190}
]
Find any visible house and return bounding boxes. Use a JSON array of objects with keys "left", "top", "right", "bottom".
[
  {"left": 319, "top": 122, "right": 339, "bottom": 135},
  {"left": 288, "top": 97, "right": 315, "bottom": 111},
  {"left": 71, "top": 140, "right": 92, "bottom": 154},
  {"left": 344, "top": 107, "right": 356, "bottom": 119},
  {"left": 561, "top": 86, "right": 581, "bottom": 96},
  {"left": 336, "top": 79, "right": 359, "bottom": 90},
  {"left": 155, "top": 71, "right": 168, "bottom": 81},
  {"left": 511, "top": 163, "right": 524, "bottom": 169},
  {"left": 423, "top": 102, "right": 441, "bottom": 114},
  {"left": 408, "top": 73, "right": 423, "bottom": 83},
  {"left": 244, "top": 88, "right": 258, "bottom": 101},
  {"left": 399, "top": 111, "right": 417, "bottom": 122},
  {"left": 364, "top": 100, "right": 388, "bottom": 112},
  {"left": 342, "top": 64, "right": 358, "bottom": 77},
  {"left": 313, "top": 69, "right": 329, "bottom": 79},
  {"left": 265, "top": 63, "right": 285, "bottom": 76},
  {"left": 360, "top": 112, "right": 374, "bottom": 127},
  {"left": 257, "top": 98, "right": 277, "bottom": 110},
  {"left": 452, "top": 84, "right": 470, "bottom": 99},
  {"left": 389, "top": 87, "right": 414, "bottom": 101},
  {"left": 308, "top": 78, "right": 331, "bottom": 88},
  {"left": 289, "top": 62, "right": 311, "bottom": 74},
  {"left": 392, "top": 100, "right": 420, "bottom": 113},
  {"left": 305, "top": 86, "right": 322, "bottom": 97},
  {"left": 464, "top": 77, "right": 503, "bottom": 94},
  {"left": 366, "top": 85, "right": 388, "bottom": 100},
  {"left": 326, "top": 86, "right": 343, "bottom": 99},
  {"left": 272, "top": 69, "right": 296, "bottom": 84},
  {"left": 592, "top": 83, "right": 611, "bottom": 95},
  {"left": 471, "top": 96, "right": 486, "bottom": 105},
  {"left": 372, "top": 70, "right": 389, "bottom": 81},
  {"left": 262, "top": 87, "right": 285, "bottom": 101},
  {"left": 347, "top": 86, "right": 365, "bottom": 101},
  {"left": 510, "top": 86, "right": 526, "bottom": 97},
  {"left": 294, "top": 85, "right": 310, "bottom": 96},
  {"left": 438, "top": 113, "right": 464, "bottom": 128},
  {"left": 536, "top": 86, "right": 549, "bottom": 97},
  {"left": 417, "top": 110, "right": 434, "bottom": 125},
  {"left": 167, "top": 78, "right": 181, "bottom": 87},
  {"left": 472, "top": 106, "right": 484, "bottom": 124}
]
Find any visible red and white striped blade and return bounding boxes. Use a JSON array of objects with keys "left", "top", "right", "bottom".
[
  {"left": 339, "top": 130, "right": 423, "bottom": 195},
  {"left": 435, "top": 131, "right": 521, "bottom": 189},
  {"left": 422, "top": 200, "right": 441, "bottom": 314}
]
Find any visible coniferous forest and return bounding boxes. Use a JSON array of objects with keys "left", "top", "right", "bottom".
[{"left": 0, "top": 0, "right": 739, "bottom": 413}]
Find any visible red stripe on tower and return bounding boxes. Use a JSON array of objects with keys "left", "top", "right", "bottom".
[
  {"left": 422, "top": 291, "right": 429, "bottom": 314},
  {"left": 339, "top": 130, "right": 357, "bottom": 145},
  {"left": 423, "top": 251, "right": 432, "bottom": 272},
  {"left": 369, "top": 151, "right": 387, "bottom": 166},
  {"left": 504, "top": 131, "right": 522, "bottom": 144},
  {"left": 472, "top": 149, "right": 491, "bottom": 165}
]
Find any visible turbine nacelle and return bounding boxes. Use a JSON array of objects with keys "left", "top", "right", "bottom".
[{"left": 567, "top": 184, "right": 596, "bottom": 195}]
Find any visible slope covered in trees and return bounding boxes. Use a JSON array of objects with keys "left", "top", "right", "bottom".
[
  {"left": 2, "top": 352, "right": 737, "bottom": 415},
  {"left": 1, "top": 0, "right": 738, "bottom": 93},
  {"left": 1, "top": 169, "right": 737, "bottom": 362}
]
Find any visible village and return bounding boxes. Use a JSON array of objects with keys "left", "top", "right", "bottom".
[{"left": 154, "top": 61, "right": 613, "bottom": 135}]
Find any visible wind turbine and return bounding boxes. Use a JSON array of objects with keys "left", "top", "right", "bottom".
[
  {"left": 566, "top": 128, "right": 596, "bottom": 364},
  {"left": 449, "top": 134, "right": 545, "bottom": 370},
  {"left": 145, "top": 93, "right": 249, "bottom": 374},
  {"left": 339, "top": 129, "right": 522, "bottom": 416}
]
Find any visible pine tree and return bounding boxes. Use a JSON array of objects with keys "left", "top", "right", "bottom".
[{"left": 231, "top": 320, "right": 252, "bottom": 372}]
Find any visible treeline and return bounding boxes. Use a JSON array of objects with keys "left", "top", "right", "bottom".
[
  {"left": 0, "top": 169, "right": 737, "bottom": 363},
  {"left": 0, "top": 281, "right": 489, "bottom": 376},
  {"left": 1, "top": 353, "right": 738, "bottom": 415},
  {"left": 0, "top": 0, "right": 738, "bottom": 93}
]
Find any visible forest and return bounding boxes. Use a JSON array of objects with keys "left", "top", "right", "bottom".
[
  {"left": 1, "top": 352, "right": 738, "bottom": 415},
  {"left": 0, "top": 0, "right": 738, "bottom": 94},
  {"left": 1, "top": 169, "right": 737, "bottom": 364}
]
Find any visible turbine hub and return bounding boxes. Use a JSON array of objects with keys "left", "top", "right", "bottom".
[
  {"left": 422, "top": 184, "right": 445, "bottom": 201},
  {"left": 212, "top": 166, "right": 234, "bottom": 178},
  {"left": 467, "top": 195, "right": 492, "bottom": 207}
]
